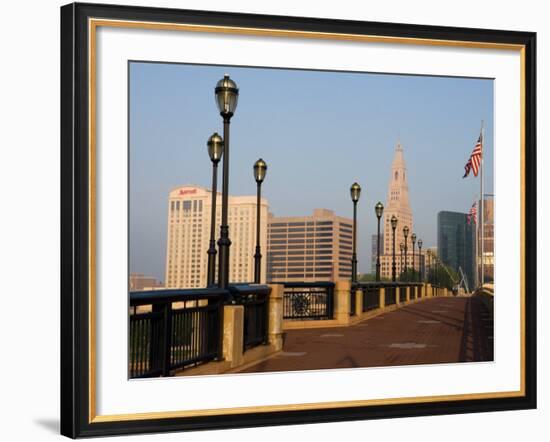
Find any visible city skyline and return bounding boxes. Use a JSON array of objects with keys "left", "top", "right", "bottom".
[{"left": 130, "top": 62, "right": 494, "bottom": 282}]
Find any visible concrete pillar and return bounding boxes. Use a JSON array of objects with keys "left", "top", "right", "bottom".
[
  {"left": 268, "top": 284, "right": 284, "bottom": 351},
  {"left": 334, "top": 280, "right": 351, "bottom": 325},
  {"left": 406, "top": 286, "right": 411, "bottom": 303},
  {"left": 223, "top": 305, "right": 244, "bottom": 368},
  {"left": 379, "top": 287, "right": 386, "bottom": 310},
  {"left": 355, "top": 289, "right": 363, "bottom": 316}
]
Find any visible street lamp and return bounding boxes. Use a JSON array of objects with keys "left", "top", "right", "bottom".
[
  {"left": 435, "top": 255, "right": 439, "bottom": 288},
  {"left": 215, "top": 74, "right": 239, "bottom": 289},
  {"left": 435, "top": 254, "right": 439, "bottom": 288},
  {"left": 206, "top": 132, "right": 223, "bottom": 286},
  {"left": 375, "top": 202, "right": 384, "bottom": 281},
  {"left": 400, "top": 242, "right": 404, "bottom": 278},
  {"left": 350, "top": 183, "right": 361, "bottom": 283},
  {"left": 253, "top": 159, "right": 267, "bottom": 283},
  {"left": 426, "top": 250, "right": 430, "bottom": 283},
  {"left": 391, "top": 215, "right": 398, "bottom": 281},
  {"left": 403, "top": 226, "right": 409, "bottom": 277},
  {"left": 411, "top": 233, "right": 417, "bottom": 282},
  {"left": 417, "top": 239, "right": 423, "bottom": 282}
]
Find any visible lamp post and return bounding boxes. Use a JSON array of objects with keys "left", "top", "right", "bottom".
[
  {"left": 206, "top": 133, "right": 223, "bottom": 286},
  {"left": 375, "top": 202, "right": 384, "bottom": 281},
  {"left": 426, "top": 250, "right": 431, "bottom": 284},
  {"left": 253, "top": 159, "right": 267, "bottom": 284},
  {"left": 435, "top": 255, "right": 439, "bottom": 288},
  {"left": 215, "top": 74, "right": 239, "bottom": 289},
  {"left": 391, "top": 215, "right": 398, "bottom": 282},
  {"left": 403, "top": 226, "right": 409, "bottom": 277},
  {"left": 411, "top": 233, "right": 417, "bottom": 282},
  {"left": 432, "top": 252, "right": 438, "bottom": 287},
  {"left": 400, "top": 242, "right": 404, "bottom": 279},
  {"left": 417, "top": 239, "right": 423, "bottom": 282},
  {"left": 350, "top": 183, "right": 361, "bottom": 283}
]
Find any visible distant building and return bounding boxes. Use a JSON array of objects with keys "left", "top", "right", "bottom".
[
  {"left": 380, "top": 141, "right": 416, "bottom": 278},
  {"left": 129, "top": 273, "right": 163, "bottom": 291},
  {"left": 266, "top": 208, "right": 353, "bottom": 282},
  {"left": 479, "top": 198, "right": 494, "bottom": 282},
  {"left": 425, "top": 246, "right": 438, "bottom": 275},
  {"left": 437, "top": 211, "right": 475, "bottom": 289},
  {"left": 165, "top": 185, "right": 268, "bottom": 288}
]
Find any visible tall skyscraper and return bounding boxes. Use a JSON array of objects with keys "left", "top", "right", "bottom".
[
  {"left": 380, "top": 142, "right": 415, "bottom": 278},
  {"left": 437, "top": 211, "right": 475, "bottom": 289},
  {"left": 165, "top": 185, "right": 268, "bottom": 288},
  {"left": 266, "top": 209, "right": 353, "bottom": 282}
]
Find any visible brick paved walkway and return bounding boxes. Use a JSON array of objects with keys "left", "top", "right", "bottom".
[{"left": 238, "top": 296, "right": 493, "bottom": 373}]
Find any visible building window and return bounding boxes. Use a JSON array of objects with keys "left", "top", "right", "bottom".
[{"left": 316, "top": 227, "right": 333, "bottom": 232}]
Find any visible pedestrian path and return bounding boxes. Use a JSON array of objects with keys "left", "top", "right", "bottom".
[{"left": 238, "top": 296, "right": 493, "bottom": 373}]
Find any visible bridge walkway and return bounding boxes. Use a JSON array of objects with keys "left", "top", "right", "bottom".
[{"left": 238, "top": 296, "right": 493, "bottom": 373}]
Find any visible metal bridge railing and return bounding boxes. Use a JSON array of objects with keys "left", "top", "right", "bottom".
[
  {"left": 230, "top": 284, "right": 271, "bottom": 351},
  {"left": 281, "top": 282, "right": 335, "bottom": 320},
  {"left": 129, "top": 288, "right": 226, "bottom": 378}
]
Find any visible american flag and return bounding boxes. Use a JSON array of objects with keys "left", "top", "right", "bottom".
[
  {"left": 463, "top": 133, "right": 483, "bottom": 178},
  {"left": 467, "top": 202, "right": 477, "bottom": 225}
]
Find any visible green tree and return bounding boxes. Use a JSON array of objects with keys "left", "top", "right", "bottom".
[
  {"left": 398, "top": 269, "right": 420, "bottom": 282},
  {"left": 358, "top": 273, "right": 391, "bottom": 282}
]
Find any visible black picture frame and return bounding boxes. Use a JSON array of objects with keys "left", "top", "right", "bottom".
[{"left": 61, "top": 2, "right": 537, "bottom": 438}]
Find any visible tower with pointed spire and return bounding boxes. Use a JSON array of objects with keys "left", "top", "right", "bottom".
[{"left": 379, "top": 141, "right": 414, "bottom": 278}]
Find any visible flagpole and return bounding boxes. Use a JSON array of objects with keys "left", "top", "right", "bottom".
[
  {"left": 479, "top": 120, "right": 485, "bottom": 289},
  {"left": 474, "top": 197, "right": 479, "bottom": 291},
  {"left": 475, "top": 210, "right": 479, "bottom": 290}
]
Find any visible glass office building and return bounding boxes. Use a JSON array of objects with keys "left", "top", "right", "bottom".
[{"left": 437, "top": 211, "right": 475, "bottom": 290}]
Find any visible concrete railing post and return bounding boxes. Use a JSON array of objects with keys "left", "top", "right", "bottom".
[
  {"left": 395, "top": 285, "right": 401, "bottom": 306},
  {"left": 267, "top": 284, "right": 284, "bottom": 351},
  {"left": 334, "top": 280, "right": 351, "bottom": 325},
  {"left": 223, "top": 305, "right": 244, "bottom": 368},
  {"left": 379, "top": 287, "right": 386, "bottom": 310},
  {"left": 355, "top": 289, "right": 363, "bottom": 316}
]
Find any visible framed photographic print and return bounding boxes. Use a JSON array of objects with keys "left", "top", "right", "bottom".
[{"left": 60, "top": 2, "right": 536, "bottom": 438}]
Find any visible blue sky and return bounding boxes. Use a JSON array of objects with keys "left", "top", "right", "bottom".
[{"left": 130, "top": 62, "right": 493, "bottom": 282}]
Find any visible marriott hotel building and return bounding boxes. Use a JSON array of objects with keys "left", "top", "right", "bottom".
[
  {"left": 165, "top": 185, "right": 268, "bottom": 288},
  {"left": 266, "top": 209, "right": 353, "bottom": 282}
]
